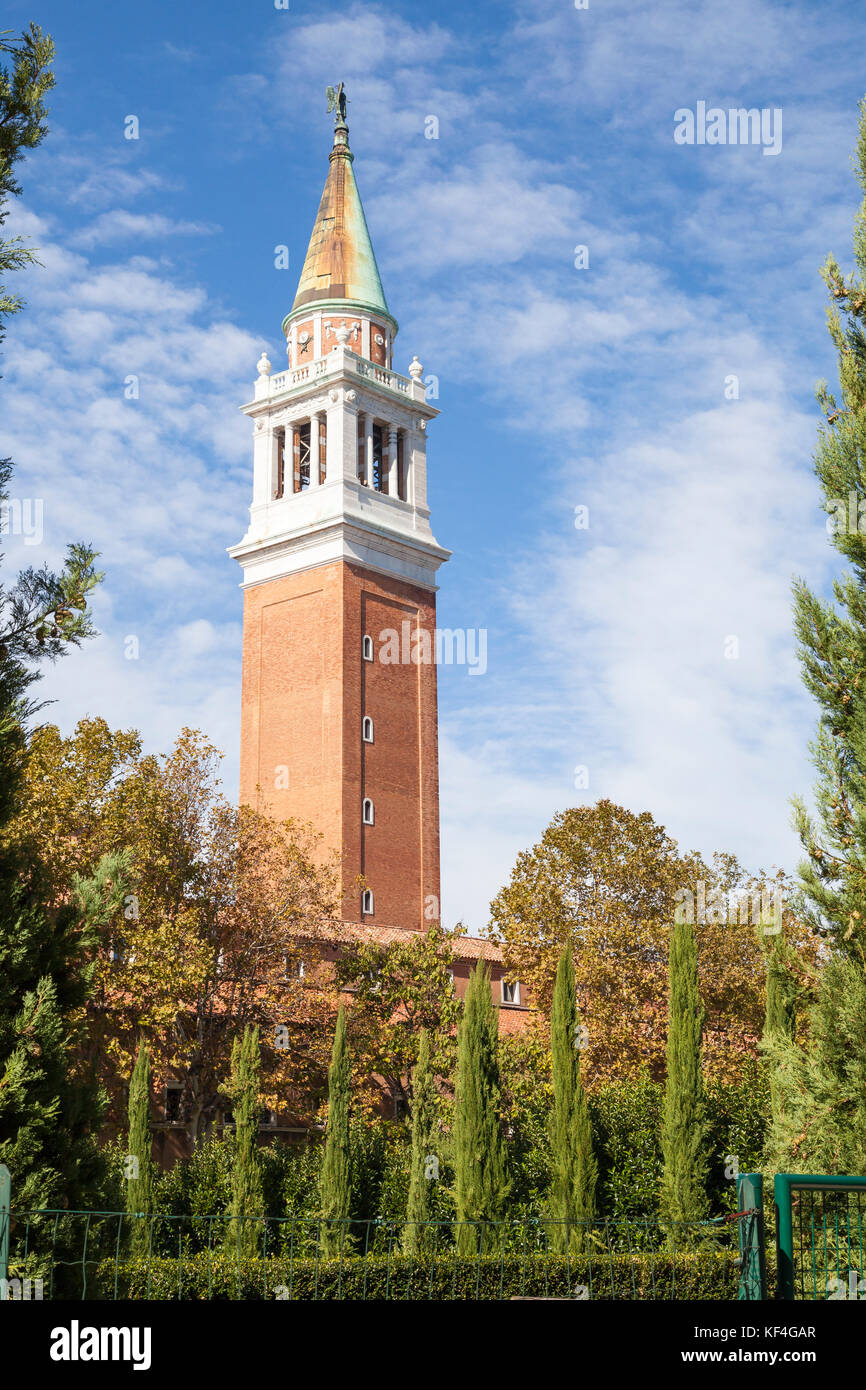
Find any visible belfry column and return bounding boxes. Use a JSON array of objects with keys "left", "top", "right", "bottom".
[{"left": 387, "top": 425, "right": 398, "bottom": 496}]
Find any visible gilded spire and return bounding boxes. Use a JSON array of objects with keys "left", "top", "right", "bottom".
[{"left": 288, "top": 85, "right": 391, "bottom": 320}]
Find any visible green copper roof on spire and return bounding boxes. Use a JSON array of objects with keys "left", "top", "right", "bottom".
[{"left": 289, "top": 86, "right": 391, "bottom": 321}]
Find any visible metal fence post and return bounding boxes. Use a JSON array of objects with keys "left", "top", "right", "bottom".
[
  {"left": 0, "top": 1164, "right": 10, "bottom": 1301},
  {"left": 774, "top": 1173, "right": 794, "bottom": 1300},
  {"left": 737, "top": 1172, "right": 766, "bottom": 1300}
]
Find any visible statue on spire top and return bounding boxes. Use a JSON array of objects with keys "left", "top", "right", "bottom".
[{"left": 326, "top": 83, "right": 348, "bottom": 125}]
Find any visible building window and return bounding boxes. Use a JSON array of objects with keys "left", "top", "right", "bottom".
[
  {"left": 164, "top": 1084, "right": 182, "bottom": 1123},
  {"left": 361, "top": 889, "right": 374, "bottom": 916},
  {"left": 284, "top": 953, "right": 305, "bottom": 980},
  {"left": 362, "top": 716, "right": 374, "bottom": 743},
  {"left": 362, "top": 634, "right": 373, "bottom": 661},
  {"left": 362, "top": 798, "right": 374, "bottom": 825},
  {"left": 293, "top": 422, "right": 311, "bottom": 492},
  {"left": 372, "top": 422, "right": 385, "bottom": 492},
  {"left": 501, "top": 979, "right": 520, "bottom": 1006}
]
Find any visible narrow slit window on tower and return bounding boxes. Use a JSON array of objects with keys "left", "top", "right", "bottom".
[
  {"left": 362, "top": 634, "right": 373, "bottom": 661},
  {"left": 361, "top": 889, "right": 374, "bottom": 916},
  {"left": 362, "top": 716, "right": 374, "bottom": 743},
  {"left": 274, "top": 428, "right": 285, "bottom": 499},
  {"left": 362, "top": 798, "right": 374, "bottom": 825}
]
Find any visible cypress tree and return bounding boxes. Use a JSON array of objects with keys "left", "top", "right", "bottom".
[
  {"left": 792, "top": 95, "right": 866, "bottom": 958},
  {"left": 764, "top": 935, "right": 798, "bottom": 1043},
  {"left": 659, "top": 920, "right": 708, "bottom": 1235},
  {"left": 453, "top": 962, "right": 510, "bottom": 1254},
  {"left": 222, "top": 1025, "right": 264, "bottom": 1257},
  {"left": 761, "top": 929, "right": 799, "bottom": 1136},
  {"left": 779, "top": 96, "right": 866, "bottom": 1171},
  {"left": 125, "top": 1039, "right": 153, "bottom": 1255},
  {"left": 0, "top": 850, "right": 125, "bottom": 1214},
  {"left": 764, "top": 955, "right": 866, "bottom": 1174},
  {"left": 549, "top": 944, "right": 596, "bottom": 1251},
  {"left": 403, "top": 1028, "right": 438, "bottom": 1254},
  {"left": 319, "top": 1005, "right": 352, "bottom": 1255}
]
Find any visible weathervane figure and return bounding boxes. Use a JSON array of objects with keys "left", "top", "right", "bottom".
[{"left": 326, "top": 83, "right": 348, "bottom": 124}]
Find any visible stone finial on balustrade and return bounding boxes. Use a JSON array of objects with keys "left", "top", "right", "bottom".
[
  {"left": 254, "top": 351, "right": 273, "bottom": 399},
  {"left": 408, "top": 355, "right": 423, "bottom": 380}
]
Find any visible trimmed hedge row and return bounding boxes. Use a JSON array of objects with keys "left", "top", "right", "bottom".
[{"left": 95, "top": 1249, "right": 740, "bottom": 1301}]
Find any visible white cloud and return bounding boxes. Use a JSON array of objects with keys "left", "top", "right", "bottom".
[{"left": 71, "top": 211, "right": 218, "bottom": 249}]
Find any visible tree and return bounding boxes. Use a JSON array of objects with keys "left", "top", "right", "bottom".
[
  {"left": 792, "top": 96, "right": 866, "bottom": 958},
  {"left": 319, "top": 1005, "right": 352, "bottom": 1255},
  {"left": 659, "top": 920, "right": 708, "bottom": 1234},
  {"left": 0, "top": 851, "right": 127, "bottom": 1212},
  {"left": 125, "top": 1040, "right": 153, "bottom": 1255},
  {"left": 222, "top": 1026, "right": 264, "bottom": 1257},
  {"left": 776, "top": 96, "right": 866, "bottom": 1172},
  {"left": 0, "top": 21, "right": 113, "bottom": 1217},
  {"left": 763, "top": 955, "right": 866, "bottom": 1174},
  {"left": 491, "top": 802, "right": 814, "bottom": 1084},
  {"left": 333, "top": 922, "right": 462, "bottom": 1113},
  {"left": 1, "top": 25, "right": 54, "bottom": 331},
  {"left": 549, "top": 944, "right": 596, "bottom": 1251},
  {"left": 403, "top": 1028, "right": 439, "bottom": 1253},
  {"left": 8, "top": 720, "right": 343, "bottom": 1141},
  {"left": 453, "top": 962, "right": 510, "bottom": 1253}
]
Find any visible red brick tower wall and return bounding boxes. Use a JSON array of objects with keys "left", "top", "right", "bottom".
[{"left": 238, "top": 559, "right": 441, "bottom": 931}]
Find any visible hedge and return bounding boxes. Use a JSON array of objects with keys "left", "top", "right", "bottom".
[{"left": 94, "top": 1250, "right": 739, "bottom": 1301}]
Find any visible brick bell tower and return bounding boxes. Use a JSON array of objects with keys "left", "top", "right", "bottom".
[{"left": 229, "top": 88, "right": 450, "bottom": 932}]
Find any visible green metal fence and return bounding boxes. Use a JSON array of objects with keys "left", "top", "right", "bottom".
[
  {"left": 736, "top": 1172, "right": 766, "bottom": 1300},
  {"left": 1, "top": 1203, "right": 743, "bottom": 1301},
  {"left": 775, "top": 1173, "right": 866, "bottom": 1301}
]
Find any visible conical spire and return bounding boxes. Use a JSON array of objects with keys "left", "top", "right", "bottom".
[{"left": 289, "top": 88, "right": 391, "bottom": 321}]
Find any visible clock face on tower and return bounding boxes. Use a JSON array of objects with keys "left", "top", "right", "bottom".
[{"left": 298, "top": 330, "right": 312, "bottom": 355}]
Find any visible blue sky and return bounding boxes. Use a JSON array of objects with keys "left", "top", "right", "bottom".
[{"left": 3, "top": 0, "right": 865, "bottom": 931}]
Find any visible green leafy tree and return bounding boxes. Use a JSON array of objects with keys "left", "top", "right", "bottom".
[
  {"left": 125, "top": 1039, "right": 153, "bottom": 1255},
  {"left": 659, "top": 920, "right": 708, "bottom": 1234},
  {"left": 403, "top": 1028, "right": 439, "bottom": 1253},
  {"left": 453, "top": 962, "right": 510, "bottom": 1253},
  {"left": 1, "top": 25, "right": 55, "bottom": 327},
  {"left": 0, "top": 22, "right": 108, "bottom": 1216},
  {"left": 222, "top": 1025, "right": 264, "bottom": 1256},
  {"left": 549, "top": 944, "right": 596, "bottom": 1250},
  {"left": 319, "top": 1005, "right": 352, "bottom": 1255},
  {"left": 334, "top": 922, "right": 462, "bottom": 1113}
]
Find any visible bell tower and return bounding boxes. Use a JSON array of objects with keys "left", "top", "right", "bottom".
[{"left": 230, "top": 89, "right": 450, "bottom": 931}]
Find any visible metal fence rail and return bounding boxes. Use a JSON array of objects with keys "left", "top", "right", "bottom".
[
  {"left": 1, "top": 1206, "right": 742, "bottom": 1301},
  {"left": 775, "top": 1174, "right": 866, "bottom": 1301}
]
